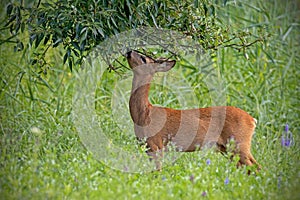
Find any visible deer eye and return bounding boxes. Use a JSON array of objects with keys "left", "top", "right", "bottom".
[{"left": 140, "top": 56, "right": 146, "bottom": 63}]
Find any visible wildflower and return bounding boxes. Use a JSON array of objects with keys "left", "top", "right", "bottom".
[
  {"left": 224, "top": 177, "right": 229, "bottom": 185},
  {"left": 281, "top": 124, "right": 293, "bottom": 147},
  {"left": 201, "top": 191, "right": 207, "bottom": 197},
  {"left": 285, "top": 124, "right": 289, "bottom": 132},
  {"left": 189, "top": 174, "right": 194, "bottom": 183},
  {"left": 277, "top": 175, "right": 282, "bottom": 188},
  {"left": 206, "top": 159, "right": 211, "bottom": 165}
]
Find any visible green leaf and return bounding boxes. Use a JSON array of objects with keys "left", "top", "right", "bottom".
[
  {"left": 15, "top": 21, "right": 21, "bottom": 33},
  {"left": 68, "top": 58, "right": 73, "bottom": 71},
  {"left": 5, "top": 15, "right": 16, "bottom": 27},
  {"left": 41, "top": 3, "right": 53, "bottom": 8},
  {"left": 63, "top": 53, "right": 68, "bottom": 64},
  {"left": 6, "top": 3, "right": 13, "bottom": 16},
  {"left": 210, "top": 5, "right": 215, "bottom": 16},
  {"left": 110, "top": 17, "right": 118, "bottom": 29},
  {"left": 71, "top": 42, "right": 80, "bottom": 51},
  {"left": 75, "top": 23, "right": 82, "bottom": 40},
  {"left": 18, "top": 41, "right": 24, "bottom": 51},
  {"left": 44, "top": 34, "right": 50, "bottom": 45},
  {"left": 72, "top": 49, "right": 80, "bottom": 57},
  {"left": 35, "top": 33, "right": 44, "bottom": 47},
  {"left": 194, "top": 0, "right": 198, "bottom": 8},
  {"left": 53, "top": 38, "right": 62, "bottom": 47},
  {"left": 63, "top": 48, "right": 71, "bottom": 64},
  {"left": 75, "top": 59, "right": 82, "bottom": 66},
  {"left": 97, "top": 28, "right": 105, "bottom": 37},
  {"left": 203, "top": 3, "right": 208, "bottom": 16},
  {"left": 30, "top": 34, "right": 37, "bottom": 45},
  {"left": 80, "top": 40, "right": 86, "bottom": 51},
  {"left": 20, "top": 22, "right": 25, "bottom": 32}
]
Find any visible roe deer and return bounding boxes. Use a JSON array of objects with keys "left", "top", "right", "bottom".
[{"left": 126, "top": 50, "right": 260, "bottom": 172}]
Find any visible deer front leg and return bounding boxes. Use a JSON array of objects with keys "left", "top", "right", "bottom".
[{"left": 146, "top": 137, "right": 164, "bottom": 171}]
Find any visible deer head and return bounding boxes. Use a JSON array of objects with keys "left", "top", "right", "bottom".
[{"left": 126, "top": 50, "right": 176, "bottom": 75}]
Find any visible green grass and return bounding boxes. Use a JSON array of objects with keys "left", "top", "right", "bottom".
[{"left": 0, "top": 0, "right": 299, "bottom": 199}]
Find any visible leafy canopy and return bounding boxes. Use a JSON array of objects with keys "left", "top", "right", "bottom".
[{"left": 2, "top": 0, "right": 266, "bottom": 71}]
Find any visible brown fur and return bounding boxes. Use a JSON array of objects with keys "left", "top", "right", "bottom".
[{"left": 126, "top": 50, "right": 261, "bottom": 171}]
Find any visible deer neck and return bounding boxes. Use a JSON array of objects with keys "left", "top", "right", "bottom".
[{"left": 129, "top": 74, "right": 153, "bottom": 126}]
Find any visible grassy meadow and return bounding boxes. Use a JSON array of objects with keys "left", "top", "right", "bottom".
[{"left": 0, "top": 0, "right": 299, "bottom": 199}]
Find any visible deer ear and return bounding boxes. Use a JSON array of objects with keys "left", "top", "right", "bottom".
[{"left": 155, "top": 60, "right": 176, "bottom": 72}]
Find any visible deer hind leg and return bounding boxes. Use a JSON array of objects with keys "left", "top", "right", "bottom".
[
  {"left": 237, "top": 143, "right": 261, "bottom": 173},
  {"left": 248, "top": 153, "right": 261, "bottom": 170},
  {"left": 237, "top": 143, "right": 253, "bottom": 165},
  {"left": 146, "top": 137, "right": 164, "bottom": 171}
]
